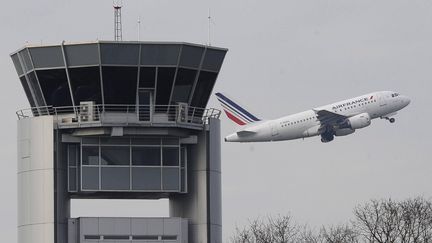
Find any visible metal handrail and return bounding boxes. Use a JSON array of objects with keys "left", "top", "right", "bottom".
[{"left": 16, "top": 104, "right": 221, "bottom": 127}]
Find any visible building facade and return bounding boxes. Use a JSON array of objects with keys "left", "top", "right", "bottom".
[{"left": 12, "top": 41, "right": 227, "bottom": 243}]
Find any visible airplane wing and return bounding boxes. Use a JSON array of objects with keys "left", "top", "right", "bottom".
[{"left": 313, "top": 109, "right": 348, "bottom": 132}]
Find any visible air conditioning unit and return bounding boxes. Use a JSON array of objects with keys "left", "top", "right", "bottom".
[{"left": 80, "top": 101, "right": 95, "bottom": 122}]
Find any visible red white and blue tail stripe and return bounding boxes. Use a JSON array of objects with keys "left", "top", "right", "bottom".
[{"left": 215, "top": 92, "right": 261, "bottom": 126}]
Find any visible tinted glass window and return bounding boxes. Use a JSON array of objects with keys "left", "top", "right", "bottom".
[
  {"left": 101, "top": 146, "right": 130, "bottom": 166},
  {"left": 179, "top": 45, "right": 204, "bottom": 68},
  {"left": 84, "top": 235, "right": 100, "bottom": 240},
  {"left": 140, "top": 44, "right": 180, "bottom": 65},
  {"left": 133, "top": 236, "right": 159, "bottom": 240},
  {"left": 19, "top": 77, "right": 36, "bottom": 108},
  {"left": 132, "top": 138, "right": 160, "bottom": 145},
  {"left": 29, "top": 46, "right": 65, "bottom": 68},
  {"left": 102, "top": 66, "right": 138, "bottom": 104},
  {"left": 138, "top": 90, "right": 152, "bottom": 121},
  {"left": 162, "top": 138, "right": 178, "bottom": 145},
  {"left": 139, "top": 67, "right": 156, "bottom": 88},
  {"left": 155, "top": 67, "right": 175, "bottom": 106},
  {"left": 64, "top": 44, "right": 99, "bottom": 66},
  {"left": 103, "top": 235, "right": 130, "bottom": 240},
  {"left": 68, "top": 168, "right": 77, "bottom": 191},
  {"left": 36, "top": 69, "right": 73, "bottom": 107},
  {"left": 190, "top": 71, "right": 218, "bottom": 108},
  {"left": 82, "top": 167, "right": 99, "bottom": 190},
  {"left": 27, "top": 72, "right": 46, "bottom": 107},
  {"left": 171, "top": 68, "right": 197, "bottom": 104},
  {"left": 100, "top": 43, "right": 139, "bottom": 65},
  {"left": 82, "top": 137, "right": 99, "bottom": 144},
  {"left": 69, "top": 67, "right": 102, "bottom": 104},
  {"left": 11, "top": 54, "right": 24, "bottom": 75},
  {"left": 68, "top": 144, "right": 78, "bottom": 166},
  {"left": 82, "top": 146, "right": 99, "bottom": 165},
  {"left": 162, "top": 168, "right": 179, "bottom": 190},
  {"left": 162, "top": 147, "right": 179, "bottom": 166},
  {"left": 180, "top": 146, "right": 186, "bottom": 167},
  {"left": 132, "top": 147, "right": 161, "bottom": 166},
  {"left": 132, "top": 167, "right": 161, "bottom": 190},
  {"left": 181, "top": 168, "right": 186, "bottom": 192},
  {"left": 20, "top": 49, "right": 33, "bottom": 72},
  {"left": 161, "top": 236, "right": 178, "bottom": 240},
  {"left": 202, "top": 49, "right": 226, "bottom": 71},
  {"left": 101, "top": 167, "right": 130, "bottom": 190},
  {"left": 100, "top": 137, "right": 130, "bottom": 145}
]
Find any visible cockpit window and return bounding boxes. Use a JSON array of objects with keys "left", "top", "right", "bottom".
[{"left": 391, "top": 93, "right": 399, "bottom": 98}]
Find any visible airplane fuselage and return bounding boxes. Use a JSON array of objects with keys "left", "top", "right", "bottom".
[{"left": 225, "top": 91, "right": 410, "bottom": 143}]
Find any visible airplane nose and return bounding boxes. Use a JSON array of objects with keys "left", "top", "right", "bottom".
[{"left": 401, "top": 95, "right": 411, "bottom": 107}]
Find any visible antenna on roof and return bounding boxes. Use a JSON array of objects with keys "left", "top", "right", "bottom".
[
  {"left": 137, "top": 16, "right": 141, "bottom": 41},
  {"left": 113, "top": 0, "right": 123, "bottom": 41},
  {"left": 207, "top": 8, "right": 212, "bottom": 46}
]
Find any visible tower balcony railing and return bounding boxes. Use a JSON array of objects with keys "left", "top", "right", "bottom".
[{"left": 16, "top": 104, "right": 221, "bottom": 129}]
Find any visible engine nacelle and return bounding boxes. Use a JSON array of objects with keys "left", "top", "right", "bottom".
[
  {"left": 303, "top": 125, "right": 320, "bottom": 137},
  {"left": 343, "top": 113, "right": 371, "bottom": 130},
  {"left": 335, "top": 128, "right": 355, "bottom": 136}
]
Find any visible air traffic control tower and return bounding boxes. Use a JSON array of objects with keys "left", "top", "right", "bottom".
[{"left": 11, "top": 41, "right": 227, "bottom": 243}]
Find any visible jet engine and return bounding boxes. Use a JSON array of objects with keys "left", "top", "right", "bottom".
[
  {"left": 335, "top": 128, "right": 355, "bottom": 136},
  {"left": 320, "top": 131, "right": 334, "bottom": 143},
  {"left": 303, "top": 125, "right": 320, "bottom": 137},
  {"left": 341, "top": 113, "right": 371, "bottom": 130}
]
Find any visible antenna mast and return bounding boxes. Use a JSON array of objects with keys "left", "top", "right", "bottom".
[
  {"left": 114, "top": 0, "right": 123, "bottom": 41},
  {"left": 207, "top": 8, "right": 211, "bottom": 46},
  {"left": 137, "top": 16, "right": 141, "bottom": 41}
]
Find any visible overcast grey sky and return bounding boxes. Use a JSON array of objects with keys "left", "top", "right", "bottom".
[{"left": 1, "top": 0, "right": 432, "bottom": 241}]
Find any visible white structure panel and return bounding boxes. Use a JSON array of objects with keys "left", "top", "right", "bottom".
[
  {"left": 17, "top": 116, "right": 54, "bottom": 243},
  {"left": 18, "top": 223, "right": 54, "bottom": 243}
]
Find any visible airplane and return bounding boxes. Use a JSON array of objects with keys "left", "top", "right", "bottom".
[{"left": 215, "top": 91, "right": 410, "bottom": 143}]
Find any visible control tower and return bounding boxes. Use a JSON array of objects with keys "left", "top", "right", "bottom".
[{"left": 11, "top": 41, "right": 227, "bottom": 243}]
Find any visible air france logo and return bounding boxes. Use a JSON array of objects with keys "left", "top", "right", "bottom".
[{"left": 332, "top": 97, "right": 371, "bottom": 110}]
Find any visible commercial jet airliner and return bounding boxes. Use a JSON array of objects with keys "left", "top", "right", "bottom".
[{"left": 215, "top": 91, "right": 410, "bottom": 143}]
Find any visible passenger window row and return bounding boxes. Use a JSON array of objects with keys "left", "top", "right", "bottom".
[{"left": 281, "top": 116, "right": 317, "bottom": 127}]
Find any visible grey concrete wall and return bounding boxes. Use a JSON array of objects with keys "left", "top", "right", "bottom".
[
  {"left": 17, "top": 116, "right": 54, "bottom": 243},
  {"left": 55, "top": 133, "right": 70, "bottom": 243},
  {"left": 208, "top": 118, "right": 222, "bottom": 243},
  {"left": 169, "top": 118, "right": 222, "bottom": 243}
]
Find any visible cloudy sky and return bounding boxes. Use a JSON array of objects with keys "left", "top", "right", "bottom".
[{"left": 1, "top": 0, "right": 432, "bottom": 241}]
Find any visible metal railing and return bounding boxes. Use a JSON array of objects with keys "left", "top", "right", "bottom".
[{"left": 16, "top": 104, "right": 221, "bottom": 128}]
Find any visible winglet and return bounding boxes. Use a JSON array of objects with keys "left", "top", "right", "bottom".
[{"left": 215, "top": 92, "right": 261, "bottom": 126}]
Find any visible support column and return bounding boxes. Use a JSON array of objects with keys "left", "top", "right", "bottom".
[
  {"left": 17, "top": 116, "right": 54, "bottom": 243},
  {"left": 169, "top": 118, "right": 222, "bottom": 243}
]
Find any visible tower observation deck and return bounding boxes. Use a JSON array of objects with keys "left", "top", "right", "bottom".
[{"left": 11, "top": 41, "right": 227, "bottom": 243}]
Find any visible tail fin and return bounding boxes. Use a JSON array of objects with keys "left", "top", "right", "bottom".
[{"left": 215, "top": 92, "right": 261, "bottom": 126}]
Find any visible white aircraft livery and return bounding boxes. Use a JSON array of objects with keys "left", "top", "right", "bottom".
[{"left": 215, "top": 91, "right": 410, "bottom": 143}]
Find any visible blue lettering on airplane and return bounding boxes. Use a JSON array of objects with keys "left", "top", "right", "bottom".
[{"left": 332, "top": 97, "right": 370, "bottom": 110}]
